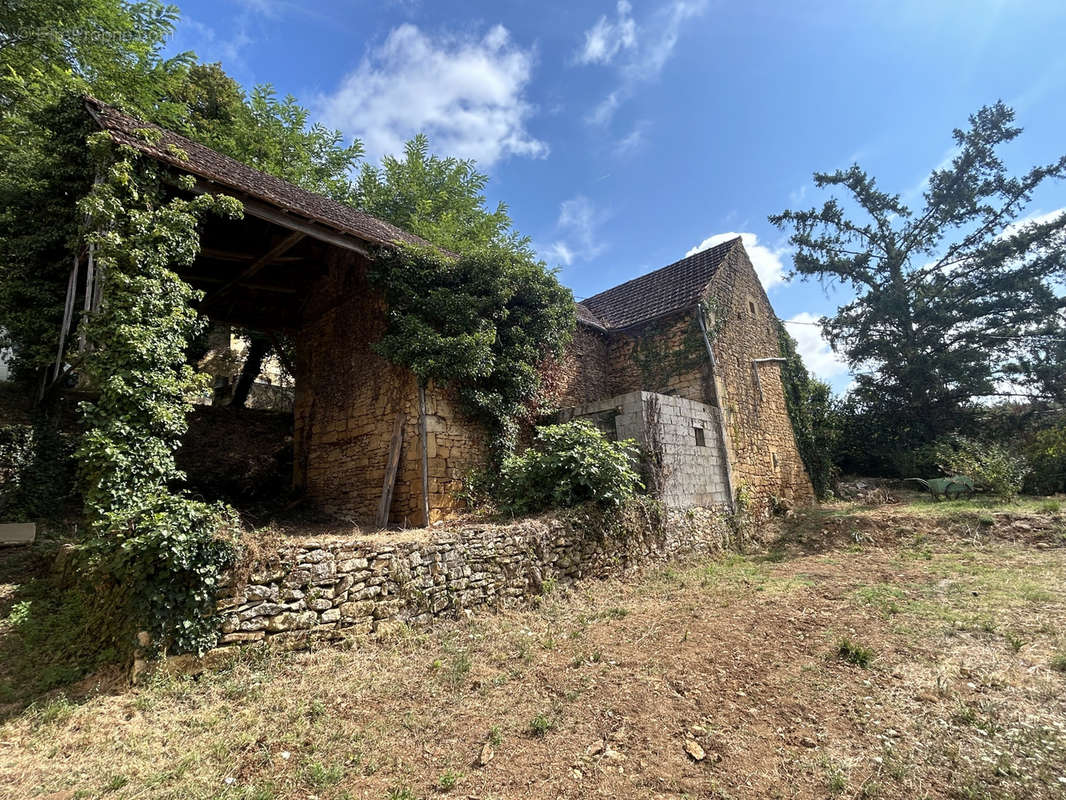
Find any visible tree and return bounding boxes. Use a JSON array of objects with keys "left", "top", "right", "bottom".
[
  {"left": 0, "top": 3, "right": 362, "bottom": 388},
  {"left": 358, "top": 134, "right": 574, "bottom": 454},
  {"left": 771, "top": 103, "right": 1066, "bottom": 471},
  {"left": 777, "top": 322, "right": 839, "bottom": 498},
  {"left": 357, "top": 134, "right": 533, "bottom": 256}
]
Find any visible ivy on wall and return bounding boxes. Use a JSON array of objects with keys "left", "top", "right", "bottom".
[
  {"left": 777, "top": 321, "right": 838, "bottom": 499},
  {"left": 369, "top": 243, "right": 575, "bottom": 458},
  {"left": 76, "top": 131, "right": 244, "bottom": 654},
  {"left": 630, "top": 302, "right": 721, "bottom": 392}
]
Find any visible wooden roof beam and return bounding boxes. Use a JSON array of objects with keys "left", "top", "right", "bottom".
[{"left": 200, "top": 231, "right": 305, "bottom": 307}]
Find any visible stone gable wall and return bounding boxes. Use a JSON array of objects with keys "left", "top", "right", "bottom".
[
  {"left": 292, "top": 250, "right": 485, "bottom": 525},
  {"left": 550, "top": 323, "right": 610, "bottom": 408},
  {"left": 705, "top": 248, "right": 815, "bottom": 514},
  {"left": 214, "top": 507, "right": 730, "bottom": 648},
  {"left": 605, "top": 313, "right": 712, "bottom": 403}
]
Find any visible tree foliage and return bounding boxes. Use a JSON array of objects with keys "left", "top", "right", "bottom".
[
  {"left": 358, "top": 133, "right": 575, "bottom": 455},
  {"left": 777, "top": 322, "right": 839, "bottom": 498},
  {"left": 357, "top": 134, "right": 532, "bottom": 256},
  {"left": 771, "top": 103, "right": 1066, "bottom": 471}
]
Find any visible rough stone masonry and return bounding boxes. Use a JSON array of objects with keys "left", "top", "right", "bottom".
[{"left": 213, "top": 506, "right": 731, "bottom": 648}]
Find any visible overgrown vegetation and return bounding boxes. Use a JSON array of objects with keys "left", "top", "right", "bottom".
[
  {"left": 369, "top": 245, "right": 574, "bottom": 457},
  {"left": 933, "top": 434, "right": 1028, "bottom": 500},
  {"left": 75, "top": 133, "right": 244, "bottom": 654},
  {"left": 495, "top": 421, "right": 643, "bottom": 514},
  {"left": 777, "top": 321, "right": 838, "bottom": 498},
  {"left": 772, "top": 102, "right": 1066, "bottom": 480}
]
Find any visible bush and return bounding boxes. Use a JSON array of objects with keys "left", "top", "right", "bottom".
[
  {"left": 1023, "top": 426, "right": 1066, "bottom": 496},
  {"left": 0, "top": 420, "right": 76, "bottom": 520},
  {"left": 496, "top": 421, "right": 643, "bottom": 514},
  {"left": 933, "top": 435, "right": 1028, "bottom": 499}
]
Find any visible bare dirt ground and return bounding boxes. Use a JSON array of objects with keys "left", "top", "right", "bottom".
[{"left": 1, "top": 499, "right": 1065, "bottom": 800}]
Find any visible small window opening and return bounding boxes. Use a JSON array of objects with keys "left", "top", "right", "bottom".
[
  {"left": 748, "top": 300, "right": 757, "bottom": 316},
  {"left": 771, "top": 452, "right": 779, "bottom": 469},
  {"left": 694, "top": 427, "right": 706, "bottom": 447}
]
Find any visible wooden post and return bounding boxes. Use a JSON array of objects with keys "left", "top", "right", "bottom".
[
  {"left": 78, "top": 242, "right": 95, "bottom": 352},
  {"left": 376, "top": 411, "right": 405, "bottom": 529},
  {"left": 418, "top": 380, "right": 430, "bottom": 527},
  {"left": 52, "top": 254, "right": 80, "bottom": 383}
]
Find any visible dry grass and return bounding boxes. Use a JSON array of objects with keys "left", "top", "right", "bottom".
[{"left": 1, "top": 502, "right": 1065, "bottom": 799}]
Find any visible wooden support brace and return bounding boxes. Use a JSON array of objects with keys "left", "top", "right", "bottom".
[
  {"left": 376, "top": 411, "right": 406, "bottom": 529},
  {"left": 200, "top": 231, "right": 305, "bottom": 307}
]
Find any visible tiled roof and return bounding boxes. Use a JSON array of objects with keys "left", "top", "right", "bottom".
[
  {"left": 574, "top": 303, "right": 608, "bottom": 331},
  {"left": 578, "top": 237, "right": 740, "bottom": 329},
  {"left": 84, "top": 96, "right": 434, "bottom": 250}
]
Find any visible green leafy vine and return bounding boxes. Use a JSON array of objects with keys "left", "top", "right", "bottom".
[
  {"left": 75, "top": 133, "right": 244, "bottom": 654},
  {"left": 368, "top": 243, "right": 574, "bottom": 458}
]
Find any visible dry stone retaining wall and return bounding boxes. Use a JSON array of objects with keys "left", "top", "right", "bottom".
[{"left": 215, "top": 507, "right": 730, "bottom": 647}]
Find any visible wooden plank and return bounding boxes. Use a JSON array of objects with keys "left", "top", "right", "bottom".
[
  {"left": 200, "top": 247, "right": 304, "bottom": 263},
  {"left": 183, "top": 274, "right": 299, "bottom": 293},
  {"left": 418, "top": 382, "right": 430, "bottom": 526},
  {"left": 52, "top": 254, "right": 79, "bottom": 382},
  {"left": 376, "top": 411, "right": 406, "bottom": 528},
  {"left": 200, "top": 231, "right": 305, "bottom": 307},
  {"left": 183, "top": 177, "right": 374, "bottom": 258}
]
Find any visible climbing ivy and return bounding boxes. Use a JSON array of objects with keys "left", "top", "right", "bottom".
[
  {"left": 369, "top": 243, "right": 574, "bottom": 458},
  {"left": 75, "top": 132, "right": 244, "bottom": 654},
  {"left": 630, "top": 302, "right": 720, "bottom": 391},
  {"left": 777, "top": 321, "right": 839, "bottom": 499}
]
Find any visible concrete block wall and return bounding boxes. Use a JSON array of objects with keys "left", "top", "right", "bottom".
[{"left": 562, "top": 390, "right": 731, "bottom": 509}]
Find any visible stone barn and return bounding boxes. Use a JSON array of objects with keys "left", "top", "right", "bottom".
[
  {"left": 555, "top": 238, "right": 815, "bottom": 514},
  {"left": 84, "top": 99, "right": 812, "bottom": 526}
]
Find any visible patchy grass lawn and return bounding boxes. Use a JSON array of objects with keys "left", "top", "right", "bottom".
[{"left": 1, "top": 501, "right": 1065, "bottom": 800}]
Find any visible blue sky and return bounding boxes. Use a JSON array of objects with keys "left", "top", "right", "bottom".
[{"left": 169, "top": 0, "right": 1066, "bottom": 392}]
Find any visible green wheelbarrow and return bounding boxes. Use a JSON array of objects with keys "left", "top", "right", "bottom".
[{"left": 904, "top": 475, "right": 975, "bottom": 501}]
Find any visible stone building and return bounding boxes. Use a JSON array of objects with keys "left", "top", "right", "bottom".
[
  {"left": 555, "top": 238, "right": 814, "bottom": 515},
  {"left": 84, "top": 98, "right": 812, "bottom": 527}
]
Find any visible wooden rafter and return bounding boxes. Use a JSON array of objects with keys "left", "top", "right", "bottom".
[
  {"left": 183, "top": 273, "right": 299, "bottom": 293},
  {"left": 200, "top": 231, "right": 305, "bottom": 307}
]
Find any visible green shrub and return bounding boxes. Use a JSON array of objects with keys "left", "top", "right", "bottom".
[
  {"left": 495, "top": 421, "right": 642, "bottom": 514},
  {"left": 0, "top": 420, "right": 76, "bottom": 520},
  {"left": 1023, "top": 426, "right": 1066, "bottom": 496},
  {"left": 933, "top": 435, "right": 1027, "bottom": 499}
]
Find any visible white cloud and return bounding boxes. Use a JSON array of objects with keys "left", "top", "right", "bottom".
[
  {"left": 998, "top": 207, "right": 1066, "bottom": 241},
  {"left": 579, "top": 0, "right": 708, "bottom": 126},
  {"left": 612, "top": 121, "right": 648, "bottom": 157},
  {"left": 686, "top": 231, "right": 789, "bottom": 290},
  {"left": 576, "top": 1, "right": 637, "bottom": 65},
  {"left": 783, "top": 313, "right": 851, "bottom": 384},
  {"left": 178, "top": 16, "right": 254, "bottom": 71},
  {"left": 544, "top": 196, "right": 608, "bottom": 266},
  {"left": 586, "top": 90, "right": 623, "bottom": 126},
  {"left": 316, "top": 24, "right": 548, "bottom": 167}
]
